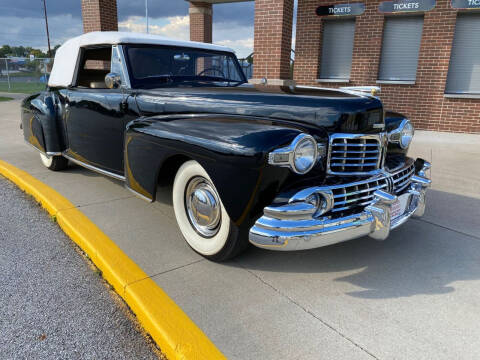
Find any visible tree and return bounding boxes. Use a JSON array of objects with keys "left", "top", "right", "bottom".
[
  {"left": 52, "top": 44, "right": 61, "bottom": 57},
  {"left": 30, "top": 49, "right": 47, "bottom": 59},
  {"left": 0, "top": 45, "right": 12, "bottom": 58}
]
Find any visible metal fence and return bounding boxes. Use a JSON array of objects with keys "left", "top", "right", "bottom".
[{"left": 0, "top": 58, "right": 53, "bottom": 93}]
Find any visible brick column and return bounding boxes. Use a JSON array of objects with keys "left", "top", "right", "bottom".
[
  {"left": 294, "top": 0, "right": 322, "bottom": 85},
  {"left": 251, "top": 0, "right": 295, "bottom": 86},
  {"left": 81, "top": 0, "right": 118, "bottom": 33},
  {"left": 189, "top": 2, "right": 213, "bottom": 43}
]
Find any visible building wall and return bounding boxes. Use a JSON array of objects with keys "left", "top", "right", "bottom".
[
  {"left": 81, "top": 0, "right": 118, "bottom": 33},
  {"left": 294, "top": 0, "right": 480, "bottom": 133}
]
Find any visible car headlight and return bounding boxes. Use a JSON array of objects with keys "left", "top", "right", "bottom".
[
  {"left": 399, "top": 120, "right": 414, "bottom": 149},
  {"left": 268, "top": 134, "right": 319, "bottom": 174},
  {"left": 388, "top": 119, "right": 414, "bottom": 149},
  {"left": 293, "top": 135, "right": 317, "bottom": 174}
]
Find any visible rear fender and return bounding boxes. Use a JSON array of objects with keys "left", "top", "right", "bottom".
[{"left": 21, "top": 92, "right": 63, "bottom": 154}]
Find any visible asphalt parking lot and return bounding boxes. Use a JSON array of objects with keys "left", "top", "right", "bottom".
[
  {"left": 0, "top": 176, "right": 161, "bottom": 359},
  {"left": 1, "top": 95, "right": 480, "bottom": 359}
]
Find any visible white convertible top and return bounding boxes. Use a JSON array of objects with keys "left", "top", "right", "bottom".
[{"left": 48, "top": 31, "right": 234, "bottom": 87}]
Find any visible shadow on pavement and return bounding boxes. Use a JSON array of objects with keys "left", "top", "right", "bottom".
[
  {"left": 228, "top": 189, "right": 480, "bottom": 300},
  {"left": 55, "top": 162, "right": 480, "bottom": 301}
]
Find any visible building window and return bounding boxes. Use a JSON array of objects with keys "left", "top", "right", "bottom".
[
  {"left": 446, "top": 14, "right": 480, "bottom": 95},
  {"left": 378, "top": 16, "right": 424, "bottom": 83},
  {"left": 319, "top": 19, "right": 355, "bottom": 81}
]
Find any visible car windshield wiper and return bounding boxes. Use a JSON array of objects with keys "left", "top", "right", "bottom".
[
  {"left": 170, "top": 77, "right": 244, "bottom": 86},
  {"left": 135, "top": 75, "right": 246, "bottom": 88},
  {"left": 195, "top": 76, "right": 243, "bottom": 83},
  {"left": 137, "top": 74, "right": 174, "bottom": 82}
]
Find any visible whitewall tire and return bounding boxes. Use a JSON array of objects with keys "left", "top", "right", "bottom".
[
  {"left": 39, "top": 153, "right": 68, "bottom": 171},
  {"left": 172, "top": 160, "right": 244, "bottom": 261}
]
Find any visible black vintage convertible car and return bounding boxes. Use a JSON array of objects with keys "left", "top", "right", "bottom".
[{"left": 21, "top": 32, "right": 431, "bottom": 261}]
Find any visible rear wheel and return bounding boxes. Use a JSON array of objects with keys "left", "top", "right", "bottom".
[
  {"left": 40, "top": 153, "right": 68, "bottom": 171},
  {"left": 172, "top": 160, "right": 246, "bottom": 261}
]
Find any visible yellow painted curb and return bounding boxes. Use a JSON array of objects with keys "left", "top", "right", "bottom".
[{"left": 0, "top": 159, "right": 225, "bottom": 360}]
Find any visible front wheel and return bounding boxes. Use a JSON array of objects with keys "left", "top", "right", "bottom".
[
  {"left": 172, "top": 160, "right": 246, "bottom": 261},
  {"left": 40, "top": 153, "right": 68, "bottom": 171}
]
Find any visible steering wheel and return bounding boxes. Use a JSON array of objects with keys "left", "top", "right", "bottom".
[{"left": 197, "top": 67, "right": 226, "bottom": 78}]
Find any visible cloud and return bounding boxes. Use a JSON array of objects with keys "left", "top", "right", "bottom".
[
  {"left": 213, "top": 22, "right": 254, "bottom": 58},
  {"left": 0, "top": 0, "right": 260, "bottom": 57},
  {"left": 0, "top": 14, "right": 82, "bottom": 50},
  {"left": 118, "top": 0, "right": 254, "bottom": 26},
  {"left": 119, "top": 15, "right": 189, "bottom": 40},
  {"left": 0, "top": 0, "right": 254, "bottom": 26},
  {"left": 216, "top": 38, "right": 254, "bottom": 58},
  {"left": 119, "top": 15, "right": 254, "bottom": 57},
  {"left": 0, "top": 0, "right": 81, "bottom": 19}
]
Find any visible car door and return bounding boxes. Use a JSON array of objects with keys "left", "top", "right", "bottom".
[{"left": 64, "top": 46, "right": 136, "bottom": 177}]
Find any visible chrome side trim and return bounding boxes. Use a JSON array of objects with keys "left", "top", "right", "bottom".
[
  {"left": 24, "top": 140, "right": 46, "bottom": 155},
  {"left": 24, "top": 140, "right": 63, "bottom": 158},
  {"left": 294, "top": 85, "right": 375, "bottom": 99},
  {"left": 62, "top": 153, "right": 126, "bottom": 181},
  {"left": 340, "top": 86, "right": 381, "bottom": 96},
  {"left": 124, "top": 185, "right": 153, "bottom": 203}
]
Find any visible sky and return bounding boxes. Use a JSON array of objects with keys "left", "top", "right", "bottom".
[{"left": 0, "top": 0, "right": 266, "bottom": 58}]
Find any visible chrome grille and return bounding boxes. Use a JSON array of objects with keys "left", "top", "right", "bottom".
[
  {"left": 330, "top": 178, "right": 388, "bottom": 213},
  {"left": 327, "top": 159, "right": 415, "bottom": 214},
  {"left": 392, "top": 162, "right": 415, "bottom": 194},
  {"left": 327, "top": 134, "right": 385, "bottom": 175}
]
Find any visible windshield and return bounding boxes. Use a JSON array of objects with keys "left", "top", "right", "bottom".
[{"left": 125, "top": 45, "right": 247, "bottom": 88}]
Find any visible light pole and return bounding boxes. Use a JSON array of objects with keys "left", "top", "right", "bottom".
[
  {"left": 42, "top": 0, "right": 52, "bottom": 57},
  {"left": 145, "top": 0, "right": 149, "bottom": 34}
]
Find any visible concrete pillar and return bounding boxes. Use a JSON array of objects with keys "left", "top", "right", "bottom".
[
  {"left": 189, "top": 2, "right": 213, "bottom": 43},
  {"left": 81, "top": 0, "right": 118, "bottom": 33},
  {"left": 251, "top": 0, "right": 295, "bottom": 86}
]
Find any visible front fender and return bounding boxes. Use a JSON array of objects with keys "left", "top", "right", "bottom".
[{"left": 124, "top": 114, "right": 311, "bottom": 229}]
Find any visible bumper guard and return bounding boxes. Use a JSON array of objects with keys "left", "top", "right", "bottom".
[{"left": 249, "top": 159, "right": 431, "bottom": 251}]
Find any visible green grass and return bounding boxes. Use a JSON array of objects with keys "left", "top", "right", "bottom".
[
  {"left": 4, "top": 71, "right": 41, "bottom": 78},
  {"left": 0, "top": 82, "right": 46, "bottom": 94},
  {"left": 0, "top": 96, "right": 14, "bottom": 102}
]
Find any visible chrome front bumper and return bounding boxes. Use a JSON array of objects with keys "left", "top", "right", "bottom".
[{"left": 249, "top": 159, "right": 431, "bottom": 251}]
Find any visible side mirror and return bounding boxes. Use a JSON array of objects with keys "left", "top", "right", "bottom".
[{"left": 105, "top": 73, "right": 122, "bottom": 89}]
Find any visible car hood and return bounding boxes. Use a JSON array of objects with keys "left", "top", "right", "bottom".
[{"left": 134, "top": 84, "right": 385, "bottom": 133}]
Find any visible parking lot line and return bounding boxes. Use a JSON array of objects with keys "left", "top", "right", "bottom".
[{"left": 0, "top": 159, "right": 225, "bottom": 360}]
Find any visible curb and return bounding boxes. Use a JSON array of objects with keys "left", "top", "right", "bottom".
[{"left": 0, "top": 159, "right": 225, "bottom": 360}]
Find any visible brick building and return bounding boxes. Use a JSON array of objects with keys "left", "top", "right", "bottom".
[
  {"left": 80, "top": 0, "right": 480, "bottom": 132},
  {"left": 294, "top": 0, "right": 480, "bottom": 132}
]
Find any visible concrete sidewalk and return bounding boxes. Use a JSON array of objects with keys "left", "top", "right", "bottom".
[{"left": 2, "top": 97, "right": 480, "bottom": 359}]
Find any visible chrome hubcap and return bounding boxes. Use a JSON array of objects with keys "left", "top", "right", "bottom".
[{"left": 185, "top": 177, "right": 221, "bottom": 237}]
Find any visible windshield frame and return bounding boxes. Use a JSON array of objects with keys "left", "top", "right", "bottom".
[{"left": 122, "top": 44, "right": 248, "bottom": 89}]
